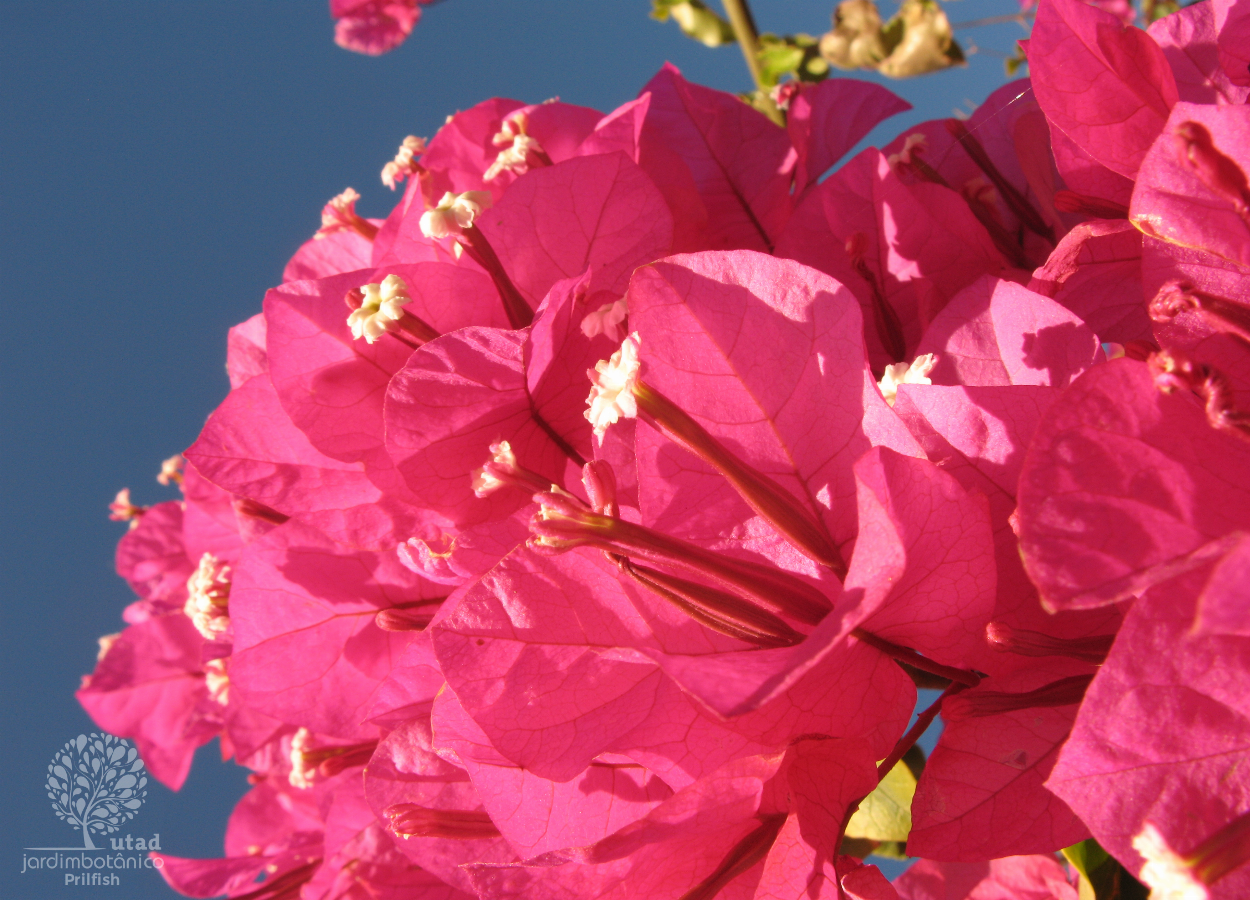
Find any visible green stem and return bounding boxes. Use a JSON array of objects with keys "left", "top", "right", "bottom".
[{"left": 720, "top": 0, "right": 783, "bottom": 125}]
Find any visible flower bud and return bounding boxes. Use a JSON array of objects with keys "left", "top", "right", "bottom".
[
  {"left": 184, "top": 552, "right": 232, "bottom": 641},
  {"left": 943, "top": 675, "right": 1093, "bottom": 718},
  {"left": 984, "top": 622, "right": 1112, "bottom": 664},
  {"left": 582, "top": 460, "right": 618, "bottom": 516},
  {"left": 384, "top": 803, "right": 501, "bottom": 840},
  {"left": 1174, "top": 122, "right": 1250, "bottom": 224}
]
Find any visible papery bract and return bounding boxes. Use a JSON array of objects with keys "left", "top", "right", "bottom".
[
  {"left": 226, "top": 313, "right": 268, "bottom": 390},
  {"left": 914, "top": 275, "right": 1103, "bottom": 389},
  {"left": 1149, "top": 1, "right": 1250, "bottom": 105},
  {"left": 115, "top": 500, "right": 195, "bottom": 621},
  {"left": 78, "top": 614, "right": 213, "bottom": 790},
  {"left": 477, "top": 151, "right": 674, "bottom": 308},
  {"left": 228, "top": 520, "right": 444, "bottom": 738},
  {"left": 362, "top": 715, "right": 515, "bottom": 894},
  {"left": 384, "top": 326, "right": 579, "bottom": 526},
  {"left": 787, "top": 78, "right": 911, "bottom": 194},
  {"left": 1131, "top": 101, "right": 1250, "bottom": 268},
  {"left": 1047, "top": 560, "right": 1250, "bottom": 898},
  {"left": 1028, "top": 219, "right": 1152, "bottom": 344},
  {"left": 628, "top": 250, "right": 923, "bottom": 558},
  {"left": 186, "top": 372, "right": 426, "bottom": 549},
  {"left": 894, "top": 854, "right": 1078, "bottom": 899},
  {"left": 331, "top": 0, "right": 428, "bottom": 56},
  {"left": 638, "top": 64, "right": 794, "bottom": 252},
  {"left": 465, "top": 753, "right": 785, "bottom": 899},
  {"left": 908, "top": 664, "right": 1094, "bottom": 860},
  {"left": 430, "top": 688, "right": 674, "bottom": 858},
  {"left": 1016, "top": 358, "right": 1250, "bottom": 610},
  {"left": 1214, "top": 0, "right": 1250, "bottom": 87},
  {"left": 777, "top": 149, "right": 1007, "bottom": 368},
  {"left": 1030, "top": 0, "right": 1178, "bottom": 180}
]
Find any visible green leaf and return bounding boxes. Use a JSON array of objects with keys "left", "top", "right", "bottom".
[
  {"left": 845, "top": 757, "right": 917, "bottom": 842},
  {"left": 1062, "top": 839, "right": 1151, "bottom": 900},
  {"left": 651, "top": 0, "right": 736, "bottom": 47},
  {"left": 756, "top": 33, "right": 829, "bottom": 87}
]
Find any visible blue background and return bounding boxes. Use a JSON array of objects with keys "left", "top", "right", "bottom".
[{"left": 1, "top": 2, "right": 1021, "bottom": 896}]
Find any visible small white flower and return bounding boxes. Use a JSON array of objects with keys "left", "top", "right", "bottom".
[
  {"left": 419, "top": 191, "right": 492, "bottom": 240},
  {"left": 484, "top": 113, "right": 546, "bottom": 180},
  {"left": 878, "top": 353, "right": 937, "bottom": 406},
  {"left": 204, "top": 658, "right": 230, "bottom": 705},
  {"left": 347, "top": 274, "right": 413, "bottom": 343},
  {"left": 485, "top": 133, "right": 545, "bottom": 180},
  {"left": 381, "top": 135, "right": 426, "bottom": 190},
  {"left": 184, "top": 552, "right": 231, "bottom": 640},
  {"left": 1133, "top": 823, "right": 1209, "bottom": 900},
  {"left": 157, "top": 453, "right": 184, "bottom": 486},
  {"left": 316, "top": 187, "right": 364, "bottom": 239},
  {"left": 471, "top": 441, "right": 517, "bottom": 498},
  {"left": 886, "top": 132, "right": 928, "bottom": 170},
  {"left": 580, "top": 296, "right": 629, "bottom": 342},
  {"left": 289, "top": 728, "right": 315, "bottom": 789},
  {"left": 585, "top": 333, "right": 642, "bottom": 442}
]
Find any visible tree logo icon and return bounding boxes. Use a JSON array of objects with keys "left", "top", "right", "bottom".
[{"left": 45, "top": 733, "right": 147, "bottom": 849}]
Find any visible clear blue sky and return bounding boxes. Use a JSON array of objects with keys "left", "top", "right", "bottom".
[{"left": 0, "top": 2, "right": 1022, "bottom": 896}]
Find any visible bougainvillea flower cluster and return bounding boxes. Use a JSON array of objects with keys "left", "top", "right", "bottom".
[{"left": 82, "top": 0, "right": 1250, "bottom": 896}]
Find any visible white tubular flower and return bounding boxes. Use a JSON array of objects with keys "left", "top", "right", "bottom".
[
  {"left": 484, "top": 133, "right": 545, "bottom": 180},
  {"left": 381, "top": 135, "right": 426, "bottom": 190},
  {"left": 961, "top": 175, "right": 998, "bottom": 208},
  {"left": 316, "top": 187, "right": 365, "bottom": 239},
  {"left": 1134, "top": 823, "right": 1210, "bottom": 900},
  {"left": 108, "top": 488, "right": 145, "bottom": 526},
  {"left": 471, "top": 441, "right": 518, "bottom": 498},
  {"left": 887, "top": 132, "right": 928, "bottom": 169},
  {"left": 585, "top": 333, "right": 642, "bottom": 442},
  {"left": 204, "top": 658, "right": 230, "bottom": 705},
  {"left": 184, "top": 552, "right": 231, "bottom": 641},
  {"left": 347, "top": 274, "right": 413, "bottom": 343},
  {"left": 157, "top": 453, "right": 184, "bottom": 486},
  {"left": 419, "top": 191, "right": 492, "bottom": 240},
  {"left": 484, "top": 113, "right": 546, "bottom": 180},
  {"left": 580, "top": 296, "right": 629, "bottom": 342},
  {"left": 289, "top": 728, "right": 315, "bottom": 789},
  {"left": 492, "top": 112, "right": 529, "bottom": 147},
  {"left": 96, "top": 633, "right": 121, "bottom": 662},
  {"left": 878, "top": 353, "right": 937, "bottom": 406}
]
